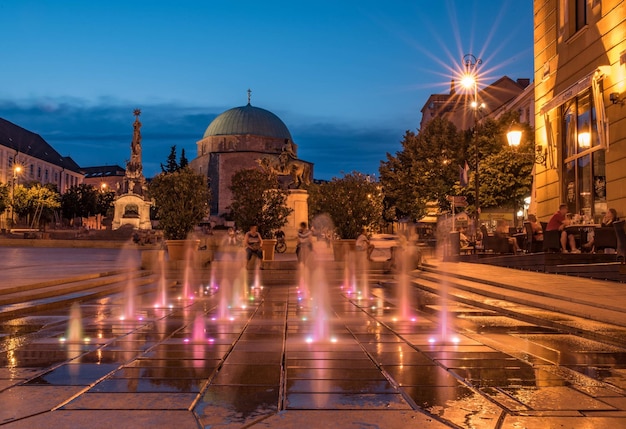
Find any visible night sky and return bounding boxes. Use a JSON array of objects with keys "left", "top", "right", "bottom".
[{"left": 0, "top": 0, "right": 533, "bottom": 180}]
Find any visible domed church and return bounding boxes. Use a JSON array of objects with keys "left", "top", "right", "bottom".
[{"left": 190, "top": 91, "right": 313, "bottom": 218}]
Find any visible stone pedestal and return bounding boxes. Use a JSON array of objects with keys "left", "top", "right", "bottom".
[
  {"left": 112, "top": 193, "right": 152, "bottom": 230},
  {"left": 284, "top": 190, "right": 309, "bottom": 245}
]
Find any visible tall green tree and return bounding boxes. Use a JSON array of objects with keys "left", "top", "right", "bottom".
[
  {"left": 179, "top": 148, "right": 189, "bottom": 169},
  {"left": 455, "top": 114, "right": 534, "bottom": 213},
  {"left": 307, "top": 171, "right": 384, "bottom": 239},
  {"left": 161, "top": 145, "right": 180, "bottom": 173},
  {"left": 379, "top": 117, "right": 463, "bottom": 221},
  {"left": 149, "top": 167, "right": 210, "bottom": 240},
  {"left": 229, "top": 169, "right": 292, "bottom": 239}
]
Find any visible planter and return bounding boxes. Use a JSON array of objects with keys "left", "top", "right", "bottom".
[
  {"left": 166, "top": 239, "right": 200, "bottom": 261},
  {"left": 332, "top": 239, "right": 356, "bottom": 262},
  {"left": 141, "top": 249, "right": 166, "bottom": 269},
  {"left": 261, "top": 239, "right": 277, "bottom": 260}
]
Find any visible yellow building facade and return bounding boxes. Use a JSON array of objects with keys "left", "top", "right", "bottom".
[{"left": 534, "top": 0, "right": 625, "bottom": 221}]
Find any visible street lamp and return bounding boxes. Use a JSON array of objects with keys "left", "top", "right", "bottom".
[
  {"left": 460, "top": 54, "right": 484, "bottom": 237},
  {"left": 11, "top": 164, "right": 22, "bottom": 225}
]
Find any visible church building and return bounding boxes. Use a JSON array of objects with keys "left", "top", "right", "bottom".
[{"left": 190, "top": 92, "right": 313, "bottom": 219}]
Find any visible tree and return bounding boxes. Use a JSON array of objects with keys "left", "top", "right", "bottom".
[
  {"left": 12, "top": 183, "right": 60, "bottom": 228},
  {"left": 96, "top": 190, "right": 116, "bottom": 217},
  {"left": 454, "top": 114, "right": 534, "bottom": 214},
  {"left": 161, "top": 145, "right": 180, "bottom": 173},
  {"left": 379, "top": 117, "right": 463, "bottom": 221},
  {"left": 28, "top": 184, "right": 61, "bottom": 229},
  {"left": 61, "top": 184, "right": 98, "bottom": 222},
  {"left": 308, "top": 171, "right": 384, "bottom": 239},
  {"left": 229, "top": 169, "right": 292, "bottom": 239},
  {"left": 149, "top": 167, "right": 210, "bottom": 240},
  {"left": 0, "top": 183, "right": 9, "bottom": 217},
  {"left": 179, "top": 148, "right": 189, "bottom": 169}
]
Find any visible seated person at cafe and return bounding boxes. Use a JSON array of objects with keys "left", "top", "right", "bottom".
[
  {"left": 495, "top": 219, "right": 520, "bottom": 253},
  {"left": 528, "top": 214, "right": 543, "bottom": 242},
  {"left": 546, "top": 204, "right": 579, "bottom": 253},
  {"left": 457, "top": 226, "right": 470, "bottom": 248},
  {"left": 583, "top": 208, "right": 618, "bottom": 250}
]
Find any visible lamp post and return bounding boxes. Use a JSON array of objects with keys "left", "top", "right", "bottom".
[
  {"left": 460, "top": 54, "right": 484, "bottom": 238},
  {"left": 11, "top": 165, "right": 22, "bottom": 226}
]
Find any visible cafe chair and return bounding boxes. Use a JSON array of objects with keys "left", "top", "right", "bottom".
[
  {"left": 593, "top": 226, "right": 617, "bottom": 253},
  {"left": 613, "top": 220, "right": 626, "bottom": 263},
  {"left": 542, "top": 230, "right": 561, "bottom": 253},
  {"left": 481, "top": 225, "right": 512, "bottom": 254},
  {"left": 523, "top": 222, "right": 542, "bottom": 253}
]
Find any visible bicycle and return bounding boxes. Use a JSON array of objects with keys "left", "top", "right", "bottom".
[{"left": 274, "top": 230, "right": 287, "bottom": 253}]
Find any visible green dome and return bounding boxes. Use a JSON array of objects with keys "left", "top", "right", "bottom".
[{"left": 204, "top": 104, "right": 292, "bottom": 140}]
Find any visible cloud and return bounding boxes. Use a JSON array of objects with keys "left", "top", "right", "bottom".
[{"left": 0, "top": 97, "right": 404, "bottom": 180}]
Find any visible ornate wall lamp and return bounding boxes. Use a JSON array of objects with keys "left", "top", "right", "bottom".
[
  {"left": 610, "top": 92, "right": 624, "bottom": 105},
  {"left": 506, "top": 123, "right": 547, "bottom": 166}
]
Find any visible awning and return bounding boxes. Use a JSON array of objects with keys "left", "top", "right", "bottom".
[
  {"left": 540, "top": 66, "right": 611, "bottom": 162},
  {"left": 417, "top": 215, "right": 438, "bottom": 224},
  {"left": 540, "top": 66, "right": 610, "bottom": 114}
]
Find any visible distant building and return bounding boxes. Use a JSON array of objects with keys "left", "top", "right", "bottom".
[
  {"left": 0, "top": 118, "right": 83, "bottom": 192},
  {"left": 83, "top": 165, "right": 126, "bottom": 193},
  {"left": 420, "top": 77, "right": 532, "bottom": 130},
  {"left": 0, "top": 117, "right": 83, "bottom": 228}
]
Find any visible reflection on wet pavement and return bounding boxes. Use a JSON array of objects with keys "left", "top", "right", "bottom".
[{"left": 1, "top": 260, "right": 626, "bottom": 428}]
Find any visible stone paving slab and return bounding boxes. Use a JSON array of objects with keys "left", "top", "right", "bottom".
[
  {"left": 62, "top": 392, "right": 196, "bottom": 410},
  {"left": 1, "top": 410, "right": 198, "bottom": 429},
  {"left": 247, "top": 410, "right": 452, "bottom": 429}
]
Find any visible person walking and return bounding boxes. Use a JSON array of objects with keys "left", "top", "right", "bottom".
[
  {"left": 296, "top": 222, "right": 313, "bottom": 263},
  {"left": 244, "top": 225, "right": 264, "bottom": 268}
]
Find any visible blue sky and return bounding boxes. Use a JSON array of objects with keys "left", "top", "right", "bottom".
[{"left": 0, "top": 0, "right": 533, "bottom": 180}]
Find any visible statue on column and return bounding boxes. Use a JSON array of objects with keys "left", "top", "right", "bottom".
[
  {"left": 127, "top": 108, "right": 143, "bottom": 180},
  {"left": 112, "top": 108, "right": 152, "bottom": 230}
]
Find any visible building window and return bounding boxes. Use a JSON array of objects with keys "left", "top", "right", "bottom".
[
  {"left": 561, "top": 88, "right": 606, "bottom": 219},
  {"left": 37, "top": 166, "right": 41, "bottom": 178},
  {"left": 45, "top": 169, "right": 49, "bottom": 181},
  {"left": 573, "top": 0, "right": 586, "bottom": 32},
  {"left": 30, "top": 164, "right": 34, "bottom": 177}
]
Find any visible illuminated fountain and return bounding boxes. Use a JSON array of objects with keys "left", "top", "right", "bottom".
[
  {"left": 123, "top": 272, "right": 136, "bottom": 320},
  {"left": 395, "top": 244, "right": 416, "bottom": 322},
  {"left": 308, "top": 262, "right": 334, "bottom": 343},
  {"left": 156, "top": 263, "right": 168, "bottom": 308},
  {"left": 428, "top": 276, "right": 459, "bottom": 345},
  {"left": 66, "top": 302, "right": 84, "bottom": 344}
]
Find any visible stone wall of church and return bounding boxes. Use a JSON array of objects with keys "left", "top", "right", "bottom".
[
  {"left": 215, "top": 152, "right": 272, "bottom": 216},
  {"left": 196, "top": 134, "right": 296, "bottom": 157}
]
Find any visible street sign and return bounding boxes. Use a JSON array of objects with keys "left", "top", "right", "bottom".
[{"left": 446, "top": 195, "right": 467, "bottom": 204}]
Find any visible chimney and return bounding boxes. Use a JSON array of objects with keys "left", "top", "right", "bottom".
[
  {"left": 517, "top": 78, "right": 530, "bottom": 88},
  {"left": 450, "top": 79, "right": 456, "bottom": 95}
]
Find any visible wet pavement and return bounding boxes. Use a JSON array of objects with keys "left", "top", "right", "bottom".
[{"left": 0, "top": 246, "right": 626, "bottom": 428}]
